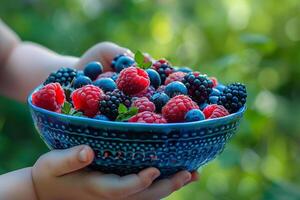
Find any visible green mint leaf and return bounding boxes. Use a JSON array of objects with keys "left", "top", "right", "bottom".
[
  {"left": 144, "top": 61, "right": 152, "bottom": 68},
  {"left": 128, "top": 107, "right": 138, "bottom": 115},
  {"left": 73, "top": 111, "right": 83, "bottom": 117},
  {"left": 118, "top": 104, "right": 128, "bottom": 114},
  {"left": 116, "top": 106, "right": 138, "bottom": 121},
  {"left": 62, "top": 102, "right": 72, "bottom": 114},
  {"left": 135, "top": 50, "right": 145, "bottom": 66}
]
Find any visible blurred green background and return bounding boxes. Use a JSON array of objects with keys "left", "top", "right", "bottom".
[{"left": 1, "top": 0, "right": 300, "bottom": 199}]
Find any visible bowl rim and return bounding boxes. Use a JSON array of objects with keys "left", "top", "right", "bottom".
[{"left": 28, "top": 85, "right": 246, "bottom": 129}]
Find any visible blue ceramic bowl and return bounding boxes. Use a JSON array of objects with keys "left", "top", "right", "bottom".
[{"left": 28, "top": 87, "right": 245, "bottom": 177}]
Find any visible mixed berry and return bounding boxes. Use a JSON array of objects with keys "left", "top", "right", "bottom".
[{"left": 32, "top": 52, "right": 247, "bottom": 124}]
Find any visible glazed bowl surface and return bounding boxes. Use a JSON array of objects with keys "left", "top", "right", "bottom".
[{"left": 28, "top": 87, "right": 245, "bottom": 177}]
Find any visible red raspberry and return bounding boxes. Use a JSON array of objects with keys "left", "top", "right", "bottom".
[
  {"left": 165, "top": 72, "right": 186, "bottom": 85},
  {"left": 32, "top": 83, "right": 65, "bottom": 112},
  {"left": 116, "top": 67, "right": 150, "bottom": 95},
  {"left": 129, "top": 111, "right": 166, "bottom": 123},
  {"left": 162, "top": 95, "right": 199, "bottom": 122},
  {"left": 71, "top": 85, "right": 104, "bottom": 117},
  {"left": 203, "top": 104, "right": 229, "bottom": 119},
  {"left": 132, "top": 97, "right": 156, "bottom": 113},
  {"left": 210, "top": 77, "right": 218, "bottom": 88}
]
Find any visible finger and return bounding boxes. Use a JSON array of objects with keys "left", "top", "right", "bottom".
[
  {"left": 184, "top": 171, "right": 200, "bottom": 185},
  {"left": 35, "top": 145, "right": 94, "bottom": 177},
  {"left": 87, "top": 167, "right": 160, "bottom": 199},
  {"left": 76, "top": 41, "right": 133, "bottom": 71},
  {"left": 132, "top": 170, "right": 191, "bottom": 200}
]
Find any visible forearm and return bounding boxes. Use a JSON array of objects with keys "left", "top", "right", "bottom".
[
  {"left": 0, "top": 167, "right": 38, "bottom": 200},
  {"left": 0, "top": 19, "right": 79, "bottom": 102}
]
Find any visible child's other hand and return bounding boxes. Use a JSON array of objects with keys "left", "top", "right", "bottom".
[
  {"left": 75, "top": 42, "right": 134, "bottom": 72},
  {"left": 32, "top": 145, "right": 198, "bottom": 200}
]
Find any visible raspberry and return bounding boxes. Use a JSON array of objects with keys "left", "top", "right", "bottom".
[
  {"left": 44, "top": 67, "right": 77, "bottom": 87},
  {"left": 71, "top": 85, "right": 104, "bottom": 117},
  {"left": 32, "top": 83, "right": 65, "bottom": 112},
  {"left": 218, "top": 83, "right": 247, "bottom": 113},
  {"left": 202, "top": 104, "right": 219, "bottom": 119},
  {"left": 133, "top": 86, "right": 155, "bottom": 100},
  {"left": 152, "top": 59, "right": 174, "bottom": 84},
  {"left": 210, "top": 77, "right": 218, "bottom": 88},
  {"left": 165, "top": 72, "right": 186, "bottom": 85},
  {"left": 209, "top": 106, "right": 229, "bottom": 119},
  {"left": 132, "top": 97, "right": 156, "bottom": 113},
  {"left": 129, "top": 111, "right": 166, "bottom": 123},
  {"left": 116, "top": 67, "right": 150, "bottom": 95},
  {"left": 162, "top": 95, "right": 199, "bottom": 122},
  {"left": 99, "top": 89, "right": 132, "bottom": 120},
  {"left": 182, "top": 72, "right": 214, "bottom": 104},
  {"left": 203, "top": 104, "right": 229, "bottom": 119}
]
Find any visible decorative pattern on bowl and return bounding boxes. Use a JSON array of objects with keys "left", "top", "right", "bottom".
[{"left": 28, "top": 88, "right": 245, "bottom": 177}]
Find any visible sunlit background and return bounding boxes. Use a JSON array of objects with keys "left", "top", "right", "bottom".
[{"left": 1, "top": 0, "right": 300, "bottom": 199}]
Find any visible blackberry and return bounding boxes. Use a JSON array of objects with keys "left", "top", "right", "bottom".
[
  {"left": 99, "top": 89, "right": 132, "bottom": 120},
  {"left": 218, "top": 83, "right": 247, "bottom": 113},
  {"left": 182, "top": 72, "right": 213, "bottom": 104},
  {"left": 152, "top": 59, "right": 174, "bottom": 84},
  {"left": 44, "top": 67, "right": 77, "bottom": 86}
]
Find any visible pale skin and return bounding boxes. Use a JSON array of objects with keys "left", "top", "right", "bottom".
[{"left": 0, "top": 19, "right": 199, "bottom": 200}]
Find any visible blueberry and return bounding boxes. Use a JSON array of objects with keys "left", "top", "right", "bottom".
[
  {"left": 76, "top": 70, "right": 84, "bottom": 77},
  {"left": 175, "top": 67, "right": 193, "bottom": 73},
  {"left": 199, "top": 103, "right": 209, "bottom": 110},
  {"left": 94, "top": 115, "right": 110, "bottom": 121},
  {"left": 146, "top": 69, "right": 161, "bottom": 89},
  {"left": 93, "top": 78, "right": 116, "bottom": 92},
  {"left": 73, "top": 76, "right": 92, "bottom": 89},
  {"left": 216, "top": 84, "right": 226, "bottom": 92},
  {"left": 113, "top": 55, "right": 135, "bottom": 73},
  {"left": 150, "top": 92, "right": 170, "bottom": 112},
  {"left": 209, "top": 96, "right": 219, "bottom": 104},
  {"left": 84, "top": 61, "right": 103, "bottom": 80},
  {"left": 184, "top": 109, "right": 205, "bottom": 122},
  {"left": 210, "top": 88, "right": 221, "bottom": 97},
  {"left": 165, "top": 81, "right": 187, "bottom": 97}
]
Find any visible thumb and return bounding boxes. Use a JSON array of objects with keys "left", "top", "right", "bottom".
[{"left": 35, "top": 145, "right": 94, "bottom": 177}]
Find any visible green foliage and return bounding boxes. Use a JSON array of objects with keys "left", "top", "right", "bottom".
[
  {"left": 116, "top": 104, "right": 138, "bottom": 121},
  {"left": 135, "top": 50, "right": 152, "bottom": 69},
  {"left": 61, "top": 102, "right": 83, "bottom": 117},
  {"left": 0, "top": 0, "right": 300, "bottom": 199}
]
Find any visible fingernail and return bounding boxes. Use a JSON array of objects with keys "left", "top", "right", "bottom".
[
  {"left": 184, "top": 174, "right": 191, "bottom": 183},
  {"left": 78, "top": 147, "right": 89, "bottom": 162},
  {"left": 151, "top": 171, "right": 160, "bottom": 180}
]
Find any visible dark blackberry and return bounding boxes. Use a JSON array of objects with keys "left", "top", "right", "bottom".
[
  {"left": 182, "top": 72, "right": 213, "bottom": 104},
  {"left": 99, "top": 89, "right": 132, "bottom": 120},
  {"left": 44, "top": 67, "right": 77, "bottom": 86},
  {"left": 152, "top": 59, "right": 174, "bottom": 84},
  {"left": 218, "top": 83, "right": 247, "bottom": 113}
]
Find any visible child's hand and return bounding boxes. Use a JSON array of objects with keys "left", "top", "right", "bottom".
[
  {"left": 75, "top": 41, "right": 134, "bottom": 71},
  {"left": 32, "top": 145, "right": 198, "bottom": 200}
]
